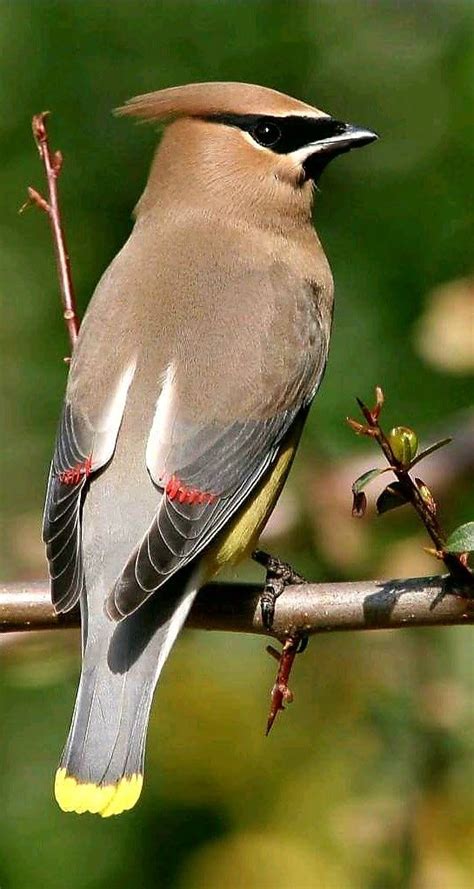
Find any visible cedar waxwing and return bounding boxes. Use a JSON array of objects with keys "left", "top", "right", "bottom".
[{"left": 43, "top": 81, "right": 377, "bottom": 816}]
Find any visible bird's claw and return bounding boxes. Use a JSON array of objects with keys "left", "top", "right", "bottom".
[
  {"left": 260, "top": 588, "right": 278, "bottom": 631},
  {"left": 252, "top": 548, "right": 306, "bottom": 631},
  {"left": 295, "top": 635, "right": 308, "bottom": 654}
]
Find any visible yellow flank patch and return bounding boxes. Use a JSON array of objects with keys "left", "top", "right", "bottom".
[
  {"left": 54, "top": 768, "right": 143, "bottom": 817},
  {"left": 207, "top": 433, "right": 298, "bottom": 574}
]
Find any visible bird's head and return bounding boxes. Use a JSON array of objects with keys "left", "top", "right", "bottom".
[{"left": 117, "top": 82, "right": 377, "bottom": 220}]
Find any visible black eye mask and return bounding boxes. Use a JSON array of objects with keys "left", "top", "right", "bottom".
[{"left": 203, "top": 113, "right": 347, "bottom": 154}]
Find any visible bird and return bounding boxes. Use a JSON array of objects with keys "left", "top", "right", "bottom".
[{"left": 43, "top": 81, "right": 377, "bottom": 817}]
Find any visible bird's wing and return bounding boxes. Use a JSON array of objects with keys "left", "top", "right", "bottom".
[
  {"left": 108, "top": 324, "right": 328, "bottom": 621},
  {"left": 43, "top": 361, "right": 136, "bottom": 613}
]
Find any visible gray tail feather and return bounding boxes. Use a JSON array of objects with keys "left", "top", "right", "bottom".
[{"left": 59, "top": 568, "right": 198, "bottom": 788}]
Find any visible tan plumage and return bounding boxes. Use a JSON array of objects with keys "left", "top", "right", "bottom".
[
  {"left": 44, "top": 82, "right": 377, "bottom": 816},
  {"left": 116, "top": 80, "right": 320, "bottom": 120}
]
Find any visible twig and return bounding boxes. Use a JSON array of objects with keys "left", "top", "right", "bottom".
[
  {"left": 1, "top": 577, "right": 472, "bottom": 635},
  {"left": 348, "top": 387, "right": 473, "bottom": 590},
  {"left": 20, "top": 112, "right": 80, "bottom": 350},
  {"left": 265, "top": 637, "right": 302, "bottom": 734}
]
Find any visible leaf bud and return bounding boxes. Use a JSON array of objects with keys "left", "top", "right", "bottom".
[{"left": 387, "top": 426, "right": 418, "bottom": 465}]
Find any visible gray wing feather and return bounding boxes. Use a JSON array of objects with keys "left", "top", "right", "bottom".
[
  {"left": 108, "top": 292, "right": 330, "bottom": 620},
  {"left": 43, "top": 404, "right": 92, "bottom": 613},
  {"left": 108, "top": 410, "right": 294, "bottom": 620}
]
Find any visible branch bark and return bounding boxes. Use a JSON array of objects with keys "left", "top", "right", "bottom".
[{"left": 1, "top": 577, "right": 472, "bottom": 637}]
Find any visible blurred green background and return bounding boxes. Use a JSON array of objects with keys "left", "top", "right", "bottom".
[{"left": 0, "top": 1, "right": 473, "bottom": 887}]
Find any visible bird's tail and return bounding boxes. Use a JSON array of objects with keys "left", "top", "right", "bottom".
[{"left": 55, "top": 570, "right": 198, "bottom": 817}]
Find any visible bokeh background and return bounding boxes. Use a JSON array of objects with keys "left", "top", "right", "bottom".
[{"left": 1, "top": 1, "right": 473, "bottom": 887}]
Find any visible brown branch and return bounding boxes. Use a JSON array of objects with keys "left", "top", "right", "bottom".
[
  {"left": 348, "top": 388, "right": 474, "bottom": 590},
  {"left": 21, "top": 112, "right": 80, "bottom": 350},
  {"left": 1, "top": 577, "right": 472, "bottom": 636},
  {"left": 2, "top": 578, "right": 471, "bottom": 734}
]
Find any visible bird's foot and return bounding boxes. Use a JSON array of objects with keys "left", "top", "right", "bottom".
[
  {"left": 265, "top": 635, "right": 308, "bottom": 735},
  {"left": 252, "top": 549, "right": 306, "bottom": 631}
]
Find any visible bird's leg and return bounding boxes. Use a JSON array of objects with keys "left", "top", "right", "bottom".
[{"left": 252, "top": 548, "right": 306, "bottom": 631}]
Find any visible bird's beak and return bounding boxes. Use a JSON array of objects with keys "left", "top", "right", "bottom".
[
  {"left": 308, "top": 123, "right": 378, "bottom": 156},
  {"left": 302, "top": 121, "right": 378, "bottom": 181}
]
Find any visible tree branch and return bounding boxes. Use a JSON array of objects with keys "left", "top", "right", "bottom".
[
  {"left": 1, "top": 577, "right": 472, "bottom": 636},
  {"left": 20, "top": 112, "right": 80, "bottom": 351},
  {"left": 348, "top": 388, "right": 474, "bottom": 590}
]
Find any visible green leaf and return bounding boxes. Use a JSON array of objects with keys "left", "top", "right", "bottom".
[
  {"left": 352, "top": 468, "right": 385, "bottom": 495},
  {"left": 376, "top": 482, "right": 409, "bottom": 515},
  {"left": 445, "top": 522, "right": 474, "bottom": 554},
  {"left": 409, "top": 437, "right": 452, "bottom": 468}
]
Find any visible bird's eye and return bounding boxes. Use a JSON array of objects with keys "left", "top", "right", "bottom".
[{"left": 251, "top": 120, "right": 282, "bottom": 148}]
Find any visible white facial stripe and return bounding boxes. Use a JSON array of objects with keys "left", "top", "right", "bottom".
[
  {"left": 254, "top": 109, "right": 327, "bottom": 118},
  {"left": 288, "top": 142, "right": 324, "bottom": 166},
  {"left": 288, "top": 133, "right": 354, "bottom": 166}
]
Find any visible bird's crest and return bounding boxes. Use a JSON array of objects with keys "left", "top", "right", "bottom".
[{"left": 116, "top": 81, "right": 319, "bottom": 122}]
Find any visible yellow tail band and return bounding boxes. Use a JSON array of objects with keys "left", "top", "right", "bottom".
[{"left": 54, "top": 768, "right": 143, "bottom": 817}]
